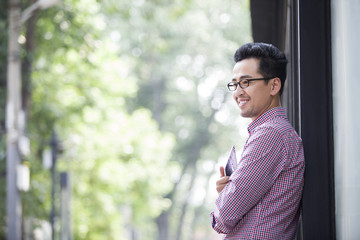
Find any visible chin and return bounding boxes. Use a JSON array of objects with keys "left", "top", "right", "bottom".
[
  {"left": 240, "top": 109, "right": 256, "bottom": 119},
  {"left": 240, "top": 112, "right": 250, "bottom": 118}
]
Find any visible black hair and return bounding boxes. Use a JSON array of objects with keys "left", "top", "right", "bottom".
[{"left": 233, "top": 42, "right": 288, "bottom": 96}]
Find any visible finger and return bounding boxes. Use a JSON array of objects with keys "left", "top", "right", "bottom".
[
  {"left": 219, "top": 166, "right": 225, "bottom": 177},
  {"left": 216, "top": 181, "right": 229, "bottom": 193},
  {"left": 216, "top": 185, "right": 225, "bottom": 193},
  {"left": 216, "top": 176, "right": 229, "bottom": 185}
]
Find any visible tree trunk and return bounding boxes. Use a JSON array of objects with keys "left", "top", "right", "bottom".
[
  {"left": 173, "top": 92, "right": 227, "bottom": 240},
  {"left": 175, "top": 166, "right": 197, "bottom": 240},
  {"left": 6, "top": 0, "right": 23, "bottom": 238},
  {"left": 22, "top": 3, "right": 38, "bottom": 125},
  {"left": 190, "top": 171, "right": 214, "bottom": 240},
  {"left": 152, "top": 78, "right": 165, "bottom": 129},
  {"left": 156, "top": 211, "right": 169, "bottom": 240},
  {"left": 155, "top": 90, "right": 227, "bottom": 240}
]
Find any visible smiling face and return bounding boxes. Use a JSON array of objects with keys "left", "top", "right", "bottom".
[{"left": 232, "top": 58, "right": 281, "bottom": 121}]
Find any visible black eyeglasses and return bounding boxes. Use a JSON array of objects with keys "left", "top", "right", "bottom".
[{"left": 227, "top": 77, "right": 275, "bottom": 91}]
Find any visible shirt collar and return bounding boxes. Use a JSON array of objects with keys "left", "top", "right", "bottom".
[{"left": 248, "top": 107, "right": 287, "bottom": 133}]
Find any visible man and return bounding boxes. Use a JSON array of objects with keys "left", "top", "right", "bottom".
[{"left": 210, "top": 42, "right": 305, "bottom": 239}]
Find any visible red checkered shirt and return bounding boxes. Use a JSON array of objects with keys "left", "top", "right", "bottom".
[{"left": 211, "top": 107, "right": 305, "bottom": 240}]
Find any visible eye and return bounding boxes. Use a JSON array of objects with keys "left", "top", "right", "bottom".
[
  {"left": 227, "top": 82, "right": 237, "bottom": 91},
  {"left": 241, "top": 79, "right": 249, "bottom": 86}
]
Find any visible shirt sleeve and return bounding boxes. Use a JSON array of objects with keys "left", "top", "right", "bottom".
[{"left": 211, "top": 126, "right": 285, "bottom": 234}]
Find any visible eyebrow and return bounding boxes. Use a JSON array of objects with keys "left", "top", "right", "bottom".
[{"left": 232, "top": 75, "right": 253, "bottom": 82}]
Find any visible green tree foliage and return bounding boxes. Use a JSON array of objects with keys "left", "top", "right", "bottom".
[
  {"left": 99, "top": 0, "right": 251, "bottom": 239},
  {"left": 1, "top": 0, "right": 252, "bottom": 239},
  {"left": 26, "top": 1, "right": 180, "bottom": 239}
]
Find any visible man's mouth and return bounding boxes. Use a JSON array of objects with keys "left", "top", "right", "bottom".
[{"left": 238, "top": 99, "right": 249, "bottom": 107}]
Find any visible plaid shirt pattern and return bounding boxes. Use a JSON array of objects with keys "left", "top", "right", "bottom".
[{"left": 211, "top": 107, "right": 305, "bottom": 240}]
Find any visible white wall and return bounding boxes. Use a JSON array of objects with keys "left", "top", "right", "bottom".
[{"left": 331, "top": 0, "right": 360, "bottom": 239}]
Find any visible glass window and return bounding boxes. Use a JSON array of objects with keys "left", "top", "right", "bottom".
[{"left": 331, "top": 1, "right": 360, "bottom": 239}]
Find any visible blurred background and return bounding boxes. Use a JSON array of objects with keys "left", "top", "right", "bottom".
[{"left": 0, "top": 0, "right": 253, "bottom": 239}]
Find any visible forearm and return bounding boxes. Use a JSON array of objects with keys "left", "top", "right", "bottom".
[
  {"left": 210, "top": 181, "right": 246, "bottom": 234},
  {"left": 210, "top": 208, "right": 236, "bottom": 234}
]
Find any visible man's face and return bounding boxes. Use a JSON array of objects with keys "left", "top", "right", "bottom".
[{"left": 232, "top": 58, "right": 279, "bottom": 121}]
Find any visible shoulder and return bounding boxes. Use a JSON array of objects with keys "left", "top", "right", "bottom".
[
  {"left": 248, "top": 123, "right": 284, "bottom": 149},
  {"left": 249, "top": 117, "right": 302, "bottom": 149},
  {"left": 256, "top": 116, "right": 295, "bottom": 137}
]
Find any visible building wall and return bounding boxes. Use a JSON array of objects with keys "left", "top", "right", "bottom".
[
  {"left": 297, "top": 1, "right": 336, "bottom": 239},
  {"left": 249, "top": 0, "right": 360, "bottom": 238},
  {"left": 331, "top": 1, "right": 360, "bottom": 239}
]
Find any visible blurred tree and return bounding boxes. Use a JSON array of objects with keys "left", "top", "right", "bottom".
[
  {"left": 1, "top": 0, "right": 179, "bottom": 239},
  {"left": 100, "top": 0, "right": 252, "bottom": 239},
  {"left": 0, "top": 0, "right": 8, "bottom": 238},
  {"left": 25, "top": 0, "right": 180, "bottom": 239},
  {"left": 0, "top": 0, "right": 252, "bottom": 239}
]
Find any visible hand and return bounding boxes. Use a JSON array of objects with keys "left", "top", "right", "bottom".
[{"left": 216, "top": 166, "right": 230, "bottom": 194}]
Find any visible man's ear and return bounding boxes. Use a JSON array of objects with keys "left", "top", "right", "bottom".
[{"left": 270, "top": 77, "right": 281, "bottom": 96}]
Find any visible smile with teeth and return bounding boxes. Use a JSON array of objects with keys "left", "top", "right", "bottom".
[{"left": 238, "top": 99, "right": 249, "bottom": 107}]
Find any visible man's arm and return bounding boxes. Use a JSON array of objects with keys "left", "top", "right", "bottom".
[{"left": 211, "top": 127, "right": 284, "bottom": 234}]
